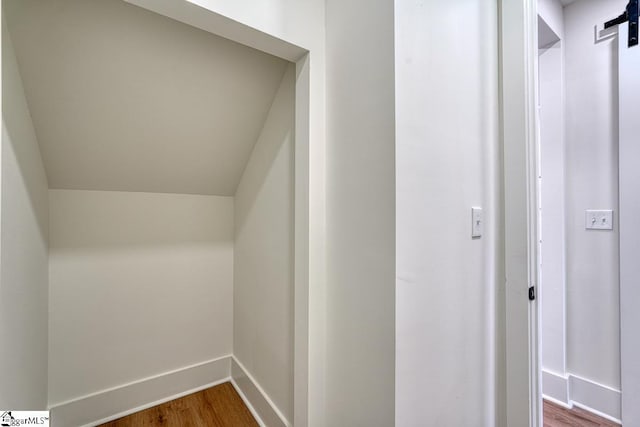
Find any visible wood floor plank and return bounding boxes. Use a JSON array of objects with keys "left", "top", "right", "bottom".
[
  {"left": 544, "top": 399, "right": 619, "bottom": 427},
  {"left": 98, "top": 382, "right": 258, "bottom": 427},
  {"left": 103, "top": 387, "right": 617, "bottom": 427}
]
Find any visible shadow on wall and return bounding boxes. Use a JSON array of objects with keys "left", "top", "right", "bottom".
[
  {"left": 1, "top": 123, "right": 48, "bottom": 244},
  {"left": 48, "top": 190, "right": 234, "bottom": 251},
  {"left": 234, "top": 66, "right": 295, "bottom": 236},
  {"left": 2, "top": 18, "right": 48, "bottom": 244}
]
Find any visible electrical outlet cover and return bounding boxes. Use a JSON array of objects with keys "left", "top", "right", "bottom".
[{"left": 585, "top": 210, "right": 614, "bottom": 230}]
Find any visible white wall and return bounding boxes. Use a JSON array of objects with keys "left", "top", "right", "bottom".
[
  {"left": 0, "top": 18, "right": 49, "bottom": 410},
  {"left": 539, "top": 41, "right": 567, "bottom": 379},
  {"left": 538, "top": 14, "right": 567, "bottom": 382},
  {"left": 234, "top": 64, "right": 295, "bottom": 424},
  {"left": 48, "top": 190, "right": 233, "bottom": 406},
  {"left": 564, "top": 0, "right": 624, "bottom": 391},
  {"left": 325, "top": 0, "right": 395, "bottom": 425},
  {"left": 395, "top": 1, "right": 499, "bottom": 425}
]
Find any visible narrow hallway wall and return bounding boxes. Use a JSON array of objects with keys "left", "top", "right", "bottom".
[
  {"left": 395, "top": 0, "right": 499, "bottom": 425},
  {"left": 537, "top": 3, "right": 568, "bottom": 399},
  {"left": 537, "top": 0, "right": 626, "bottom": 420},
  {"left": 564, "top": 0, "right": 622, "bottom": 393}
]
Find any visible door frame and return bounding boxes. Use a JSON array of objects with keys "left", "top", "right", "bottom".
[
  {"left": 505, "top": 3, "right": 640, "bottom": 426},
  {"left": 499, "top": 0, "right": 542, "bottom": 426},
  {"left": 618, "top": 22, "right": 640, "bottom": 427}
]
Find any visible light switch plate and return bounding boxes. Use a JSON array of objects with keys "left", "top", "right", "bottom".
[
  {"left": 472, "top": 207, "right": 483, "bottom": 238},
  {"left": 585, "top": 209, "right": 614, "bottom": 230}
]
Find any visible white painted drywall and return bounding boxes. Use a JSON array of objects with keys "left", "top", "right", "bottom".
[
  {"left": 395, "top": 0, "right": 499, "bottom": 425},
  {"left": 48, "top": 190, "right": 233, "bottom": 405},
  {"left": 538, "top": 36, "right": 567, "bottom": 378},
  {"left": 563, "top": 0, "right": 625, "bottom": 391},
  {"left": 325, "top": 1, "right": 395, "bottom": 425},
  {"left": 234, "top": 64, "right": 295, "bottom": 424},
  {"left": 4, "top": 0, "right": 287, "bottom": 196},
  {"left": 0, "top": 19, "right": 49, "bottom": 410}
]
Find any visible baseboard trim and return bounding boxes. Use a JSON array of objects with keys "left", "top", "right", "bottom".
[
  {"left": 569, "top": 374, "right": 621, "bottom": 424},
  {"left": 49, "top": 355, "right": 232, "bottom": 427},
  {"left": 230, "top": 379, "right": 267, "bottom": 427},
  {"left": 230, "top": 356, "right": 290, "bottom": 427},
  {"left": 542, "top": 370, "right": 570, "bottom": 406},
  {"left": 542, "top": 370, "right": 621, "bottom": 423}
]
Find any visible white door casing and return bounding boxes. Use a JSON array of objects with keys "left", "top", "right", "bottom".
[
  {"left": 618, "top": 22, "right": 640, "bottom": 427},
  {"left": 500, "top": 0, "right": 541, "bottom": 426}
]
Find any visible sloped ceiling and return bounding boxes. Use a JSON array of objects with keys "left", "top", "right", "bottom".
[
  {"left": 560, "top": 0, "right": 578, "bottom": 6},
  {"left": 4, "top": 0, "right": 288, "bottom": 196}
]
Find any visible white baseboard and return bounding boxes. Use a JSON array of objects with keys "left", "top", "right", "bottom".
[
  {"left": 231, "top": 356, "right": 290, "bottom": 427},
  {"left": 542, "top": 370, "right": 570, "bottom": 406},
  {"left": 49, "top": 355, "right": 232, "bottom": 427},
  {"left": 569, "top": 374, "right": 621, "bottom": 424},
  {"left": 542, "top": 369, "right": 621, "bottom": 423},
  {"left": 48, "top": 354, "right": 291, "bottom": 427}
]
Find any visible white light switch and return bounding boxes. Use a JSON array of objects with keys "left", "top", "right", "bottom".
[
  {"left": 585, "top": 210, "right": 614, "bottom": 230},
  {"left": 472, "top": 207, "right": 483, "bottom": 238}
]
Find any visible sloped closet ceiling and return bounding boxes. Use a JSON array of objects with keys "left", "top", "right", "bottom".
[{"left": 4, "top": 0, "right": 288, "bottom": 196}]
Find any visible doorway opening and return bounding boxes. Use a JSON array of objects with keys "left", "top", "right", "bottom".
[
  {"left": 1, "top": 0, "right": 311, "bottom": 425},
  {"left": 535, "top": 0, "right": 639, "bottom": 425}
]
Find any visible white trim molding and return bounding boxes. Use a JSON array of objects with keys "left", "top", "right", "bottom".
[
  {"left": 49, "top": 355, "right": 232, "bottom": 427},
  {"left": 542, "top": 370, "right": 621, "bottom": 423},
  {"left": 499, "top": 0, "right": 541, "bottom": 425},
  {"left": 47, "top": 355, "right": 294, "bottom": 427},
  {"left": 569, "top": 375, "right": 621, "bottom": 424},
  {"left": 618, "top": 22, "right": 640, "bottom": 427},
  {"left": 230, "top": 356, "right": 290, "bottom": 427},
  {"left": 124, "top": 0, "right": 307, "bottom": 62},
  {"left": 541, "top": 370, "right": 570, "bottom": 406}
]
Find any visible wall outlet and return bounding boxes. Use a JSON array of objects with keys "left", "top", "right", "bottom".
[{"left": 585, "top": 210, "right": 614, "bottom": 230}]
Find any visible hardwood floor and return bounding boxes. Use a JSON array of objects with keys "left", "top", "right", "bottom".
[
  {"left": 544, "top": 399, "right": 620, "bottom": 427},
  {"left": 98, "top": 382, "right": 258, "bottom": 427},
  {"left": 98, "top": 387, "right": 620, "bottom": 427}
]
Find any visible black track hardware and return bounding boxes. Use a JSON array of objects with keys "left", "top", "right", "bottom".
[{"left": 605, "top": 0, "right": 638, "bottom": 48}]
